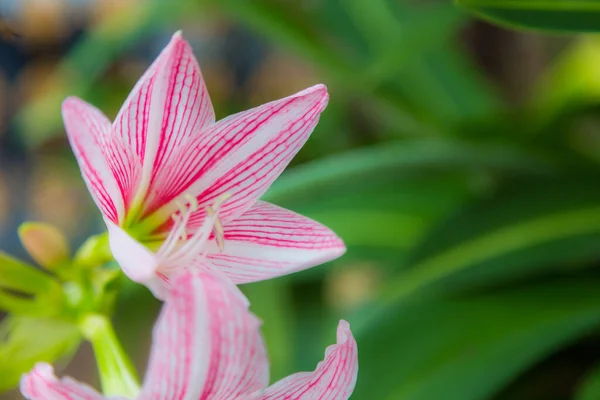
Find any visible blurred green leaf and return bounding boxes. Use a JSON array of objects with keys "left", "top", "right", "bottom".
[
  {"left": 265, "top": 138, "right": 554, "bottom": 207},
  {"left": 576, "top": 362, "right": 600, "bottom": 400},
  {"left": 455, "top": 0, "right": 600, "bottom": 32},
  {"left": 384, "top": 177, "right": 600, "bottom": 303},
  {"left": 0, "top": 292, "right": 50, "bottom": 317},
  {"left": 342, "top": 0, "right": 466, "bottom": 85},
  {"left": 0, "top": 252, "right": 59, "bottom": 295},
  {"left": 341, "top": 0, "right": 403, "bottom": 55},
  {"left": 307, "top": 210, "right": 427, "bottom": 249},
  {"left": 210, "top": 0, "right": 449, "bottom": 136},
  {"left": 0, "top": 316, "right": 80, "bottom": 392},
  {"left": 354, "top": 279, "right": 600, "bottom": 400},
  {"left": 394, "top": 44, "right": 503, "bottom": 125},
  {"left": 531, "top": 37, "right": 600, "bottom": 122}
]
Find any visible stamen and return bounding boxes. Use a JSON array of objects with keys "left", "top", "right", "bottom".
[
  {"left": 184, "top": 193, "right": 199, "bottom": 212},
  {"left": 155, "top": 192, "right": 231, "bottom": 272},
  {"left": 206, "top": 205, "right": 224, "bottom": 252},
  {"left": 207, "top": 193, "right": 231, "bottom": 252},
  {"left": 212, "top": 192, "right": 232, "bottom": 209}
]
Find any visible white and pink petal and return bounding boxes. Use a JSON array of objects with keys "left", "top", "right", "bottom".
[
  {"left": 112, "top": 31, "right": 215, "bottom": 206},
  {"left": 138, "top": 269, "right": 269, "bottom": 400},
  {"left": 20, "top": 363, "right": 107, "bottom": 400},
  {"left": 146, "top": 84, "right": 329, "bottom": 224},
  {"left": 205, "top": 201, "right": 346, "bottom": 284},
  {"left": 62, "top": 97, "right": 127, "bottom": 224},
  {"left": 258, "top": 320, "right": 358, "bottom": 400}
]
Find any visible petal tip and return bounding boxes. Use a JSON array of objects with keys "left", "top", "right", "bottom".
[
  {"left": 308, "top": 83, "right": 329, "bottom": 111},
  {"left": 334, "top": 235, "right": 347, "bottom": 252},
  {"left": 169, "top": 29, "right": 189, "bottom": 49},
  {"left": 292, "top": 83, "right": 329, "bottom": 104},
  {"left": 20, "top": 363, "right": 54, "bottom": 396},
  {"left": 322, "top": 235, "right": 347, "bottom": 262},
  {"left": 61, "top": 96, "right": 86, "bottom": 113},
  {"left": 337, "top": 320, "right": 352, "bottom": 339}
]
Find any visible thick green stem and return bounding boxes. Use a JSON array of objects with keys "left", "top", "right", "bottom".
[{"left": 79, "top": 314, "right": 140, "bottom": 398}]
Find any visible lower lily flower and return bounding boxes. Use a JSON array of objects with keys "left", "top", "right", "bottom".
[{"left": 21, "top": 270, "right": 359, "bottom": 400}]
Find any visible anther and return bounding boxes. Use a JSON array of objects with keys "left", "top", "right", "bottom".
[{"left": 184, "top": 193, "right": 199, "bottom": 212}]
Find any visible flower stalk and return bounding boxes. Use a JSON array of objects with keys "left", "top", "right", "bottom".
[{"left": 79, "top": 313, "right": 140, "bottom": 398}]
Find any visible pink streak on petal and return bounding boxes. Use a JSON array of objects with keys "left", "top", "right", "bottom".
[
  {"left": 145, "top": 84, "right": 329, "bottom": 224},
  {"left": 20, "top": 363, "right": 106, "bottom": 400},
  {"left": 113, "top": 31, "right": 215, "bottom": 206},
  {"left": 139, "top": 269, "right": 268, "bottom": 400},
  {"left": 62, "top": 97, "right": 126, "bottom": 224},
  {"left": 259, "top": 321, "right": 358, "bottom": 400},
  {"left": 204, "top": 201, "right": 345, "bottom": 284}
]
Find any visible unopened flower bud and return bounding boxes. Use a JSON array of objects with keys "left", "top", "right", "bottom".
[{"left": 18, "top": 222, "right": 70, "bottom": 270}]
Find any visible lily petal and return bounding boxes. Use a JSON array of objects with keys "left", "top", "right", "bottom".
[
  {"left": 105, "top": 219, "right": 166, "bottom": 298},
  {"left": 259, "top": 321, "right": 358, "bottom": 400},
  {"left": 139, "top": 270, "right": 269, "bottom": 400},
  {"left": 62, "top": 97, "right": 126, "bottom": 224},
  {"left": 20, "top": 363, "right": 106, "bottom": 400},
  {"left": 113, "top": 31, "right": 215, "bottom": 204},
  {"left": 147, "top": 84, "right": 329, "bottom": 224},
  {"left": 205, "top": 201, "right": 346, "bottom": 284}
]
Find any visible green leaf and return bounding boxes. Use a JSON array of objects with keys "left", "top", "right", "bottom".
[
  {"left": 530, "top": 37, "right": 600, "bottom": 123},
  {"left": 0, "top": 252, "right": 60, "bottom": 295},
  {"left": 0, "top": 316, "right": 80, "bottom": 392},
  {"left": 455, "top": 0, "right": 600, "bottom": 33},
  {"left": 576, "top": 362, "right": 600, "bottom": 400},
  {"left": 208, "top": 0, "right": 441, "bottom": 137},
  {"left": 383, "top": 178, "right": 600, "bottom": 303},
  {"left": 264, "top": 138, "right": 553, "bottom": 207},
  {"left": 354, "top": 279, "right": 600, "bottom": 400}
]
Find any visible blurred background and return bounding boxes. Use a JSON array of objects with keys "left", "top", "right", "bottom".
[{"left": 3, "top": 0, "right": 600, "bottom": 399}]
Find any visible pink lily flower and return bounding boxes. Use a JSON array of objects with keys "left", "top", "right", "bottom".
[
  {"left": 63, "top": 31, "right": 345, "bottom": 296},
  {"left": 21, "top": 270, "right": 359, "bottom": 399}
]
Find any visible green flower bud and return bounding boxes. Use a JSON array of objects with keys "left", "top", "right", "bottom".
[{"left": 18, "top": 222, "right": 70, "bottom": 271}]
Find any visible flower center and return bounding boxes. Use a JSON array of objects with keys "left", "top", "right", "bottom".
[{"left": 153, "top": 193, "right": 230, "bottom": 274}]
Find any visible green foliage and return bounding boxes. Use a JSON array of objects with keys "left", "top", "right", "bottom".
[
  {"left": 383, "top": 177, "right": 600, "bottom": 303},
  {"left": 356, "top": 280, "right": 600, "bottom": 400},
  {"left": 0, "top": 316, "right": 80, "bottom": 392},
  {"left": 0, "top": 253, "right": 63, "bottom": 316},
  {"left": 455, "top": 0, "right": 600, "bottom": 33},
  {"left": 576, "top": 362, "right": 600, "bottom": 400}
]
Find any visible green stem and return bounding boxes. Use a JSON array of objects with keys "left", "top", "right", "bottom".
[{"left": 79, "top": 314, "right": 140, "bottom": 398}]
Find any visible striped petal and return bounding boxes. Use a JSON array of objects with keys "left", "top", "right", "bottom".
[
  {"left": 258, "top": 321, "right": 358, "bottom": 400},
  {"left": 139, "top": 269, "right": 269, "bottom": 400},
  {"left": 146, "top": 84, "right": 329, "bottom": 225},
  {"left": 20, "top": 363, "right": 106, "bottom": 400},
  {"left": 206, "top": 201, "right": 346, "bottom": 284},
  {"left": 113, "top": 31, "right": 215, "bottom": 206},
  {"left": 62, "top": 97, "right": 126, "bottom": 224}
]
